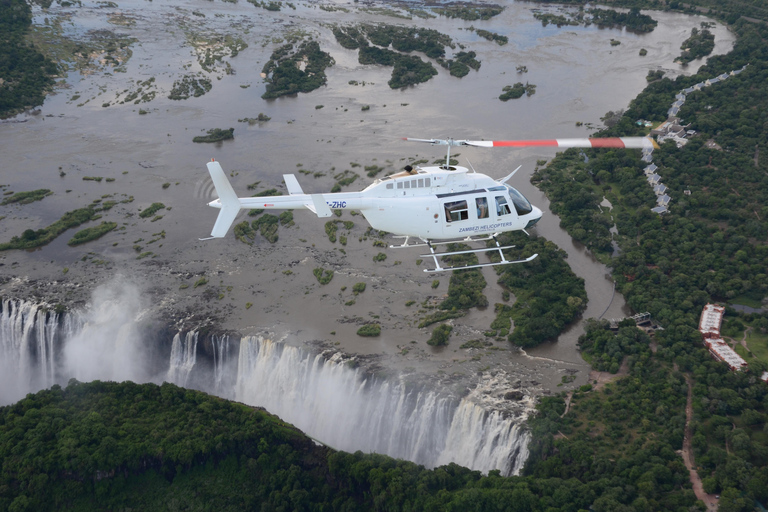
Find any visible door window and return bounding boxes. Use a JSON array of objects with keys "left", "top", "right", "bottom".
[
  {"left": 476, "top": 197, "right": 489, "bottom": 219},
  {"left": 496, "top": 196, "right": 511, "bottom": 216},
  {"left": 444, "top": 200, "right": 469, "bottom": 222}
]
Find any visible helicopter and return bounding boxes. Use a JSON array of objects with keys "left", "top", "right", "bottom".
[{"left": 203, "top": 136, "right": 658, "bottom": 273}]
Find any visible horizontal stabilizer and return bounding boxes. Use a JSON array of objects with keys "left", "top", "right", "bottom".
[{"left": 283, "top": 174, "right": 304, "bottom": 195}]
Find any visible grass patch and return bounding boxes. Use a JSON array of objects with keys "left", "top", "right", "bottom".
[
  {"left": 1, "top": 189, "right": 52, "bottom": 205},
  {"left": 418, "top": 310, "right": 465, "bottom": 328},
  {"left": 139, "top": 203, "right": 165, "bottom": 218},
  {"left": 313, "top": 268, "right": 334, "bottom": 285},
  {"left": 730, "top": 294, "right": 764, "bottom": 309},
  {"left": 0, "top": 206, "right": 102, "bottom": 251},
  {"left": 252, "top": 214, "right": 279, "bottom": 243},
  {"left": 67, "top": 221, "right": 117, "bottom": 246},
  {"left": 460, "top": 339, "right": 492, "bottom": 349},
  {"left": 356, "top": 324, "right": 381, "bottom": 337},
  {"left": 234, "top": 221, "right": 256, "bottom": 245},
  {"left": 745, "top": 328, "right": 768, "bottom": 366}
]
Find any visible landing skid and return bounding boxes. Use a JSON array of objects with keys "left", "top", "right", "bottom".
[
  {"left": 389, "top": 234, "right": 497, "bottom": 249},
  {"left": 390, "top": 235, "right": 538, "bottom": 273}
]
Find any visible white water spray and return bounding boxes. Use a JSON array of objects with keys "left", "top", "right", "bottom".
[{"left": 62, "top": 278, "right": 149, "bottom": 384}]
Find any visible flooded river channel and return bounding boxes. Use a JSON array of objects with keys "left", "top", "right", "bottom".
[{"left": 1, "top": 0, "right": 734, "bottom": 395}]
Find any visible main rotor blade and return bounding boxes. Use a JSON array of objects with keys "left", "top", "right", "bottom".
[
  {"left": 402, "top": 137, "right": 450, "bottom": 145},
  {"left": 461, "top": 137, "right": 659, "bottom": 149}
]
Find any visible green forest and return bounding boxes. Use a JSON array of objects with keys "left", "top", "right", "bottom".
[
  {"left": 0, "top": 0, "right": 57, "bottom": 117},
  {"left": 527, "top": 4, "right": 768, "bottom": 509},
  {"left": 492, "top": 235, "right": 587, "bottom": 348}
]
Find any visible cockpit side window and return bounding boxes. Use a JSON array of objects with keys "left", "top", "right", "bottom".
[
  {"left": 476, "top": 197, "right": 489, "bottom": 219},
  {"left": 505, "top": 185, "right": 533, "bottom": 215},
  {"left": 495, "top": 196, "right": 511, "bottom": 216},
  {"left": 444, "top": 200, "right": 469, "bottom": 222}
]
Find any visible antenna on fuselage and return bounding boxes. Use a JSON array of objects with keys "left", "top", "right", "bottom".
[{"left": 444, "top": 138, "right": 453, "bottom": 169}]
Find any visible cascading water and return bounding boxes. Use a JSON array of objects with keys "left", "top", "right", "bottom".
[
  {"left": 0, "top": 298, "right": 82, "bottom": 405},
  {"left": 166, "top": 331, "right": 199, "bottom": 387},
  {"left": 0, "top": 290, "right": 532, "bottom": 476},
  {"left": 234, "top": 335, "right": 531, "bottom": 475},
  {"left": 1, "top": 281, "right": 152, "bottom": 405},
  {"left": 212, "top": 333, "right": 233, "bottom": 396}
]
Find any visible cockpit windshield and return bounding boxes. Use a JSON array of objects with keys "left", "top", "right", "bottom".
[{"left": 505, "top": 184, "right": 533, "bottom": 215}]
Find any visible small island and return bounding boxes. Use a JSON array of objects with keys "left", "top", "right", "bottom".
[
  {"left": 676, "top": 26, "right": 715, "bottom": 64},
  {"left": 474, "top": 28, "right": 508, "bottom": 45},
  {"left": 192, "top": 128, "right": 234, "bottom": 143},
  {"left": 433, "top": 4, "right": 503, "bottom": 20},
  {"left": 168, "top": 74, "right": 213, "bottom": 100},
  {"left": 333, "top": 24, "right": 480, "bottom": 88},
  {"left": 499, "top": 82, "right": 536, "bottom": 101},
  {"left": 261, "top": 40, "right": 334, "bottom": 99}
]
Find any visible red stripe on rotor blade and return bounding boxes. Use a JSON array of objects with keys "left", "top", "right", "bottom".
[
  {"left": 588, "top": 139, "right": 627, "bottom": 148},
  {"left": 492, "top": 140, "right": 559, "bottom": 147}
]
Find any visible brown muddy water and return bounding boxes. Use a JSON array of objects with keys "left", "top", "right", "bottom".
[{"left": 0, "top": 0, "right": 734, "bottom": 394}]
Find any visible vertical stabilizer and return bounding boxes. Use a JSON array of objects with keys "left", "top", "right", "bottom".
[{"left": 207, "top": 161, "right": 241, "bottom": 238}]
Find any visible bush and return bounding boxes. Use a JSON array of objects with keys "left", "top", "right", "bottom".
[
  {"left": 352, "top": 282, "right": 366, "bottom": 295},
  {"left": 428, "top": 324, "right": 452, "bottom": 346},
  {"left": 313, "top": 268, "right": 334, "bottom": 285},
  {"left": 356, "top": 324, "right": 381, "bottom": 337}
]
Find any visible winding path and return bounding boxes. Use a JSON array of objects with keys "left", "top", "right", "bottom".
[{"left": 681, "top": 374, "right": 719, "bottom": 511}]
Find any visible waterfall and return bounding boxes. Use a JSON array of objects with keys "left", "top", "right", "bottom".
[
  {"left": 1, "top": 293, "right": 532, "bottom": 475},
  {"left": 166, "top": 331, "right": 199, "bottom": 387},
  {"left": 212, "top": 334, "right": 232, "bottom": 396},
  {"left": 234, "top": 335, "right": 531, "bottom": 475},
  {"left": 0, "top": 298, "right": 77, "bottom": 405},
  {"left": 436, "top": 401, "right": 530, "bottom": 475},
  {"left": 1, "top": 282, "right": 150, "bottom": 405}
]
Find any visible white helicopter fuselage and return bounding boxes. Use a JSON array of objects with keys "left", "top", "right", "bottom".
[
  {"left": 204, "top": 136, "right": 657, "bottom": 270},
  {"left": 206, "top": 163, "right": 542, "bottom": 241},
  {"left": 353, "top": 165, "right": 542, "bottom": 239}
]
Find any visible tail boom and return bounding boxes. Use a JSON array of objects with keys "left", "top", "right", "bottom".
[{"left": 204, "top": 161, "right": 367, "bottom": 238}]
